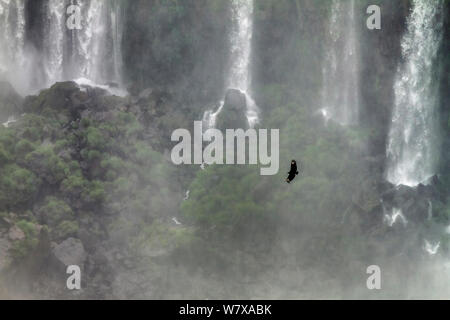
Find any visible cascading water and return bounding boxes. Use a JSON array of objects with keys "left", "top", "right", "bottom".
[
  {"left": 203, "top": 100, "right": 224, "bottom": 130},
  {"left": 203, "top": 0, "right": 259, "bottom": 129},
  {"left": 386, "top": 0, "right": 444, "bottom": 187},
  {"left": 320, "top": 0, "right": 359, "bottom": 126},
  {"left": 0, "top": 0, "right": 26, "bottom": 91},
  {"left": 1, "top": 0, "right": 124, "bottom": 94}
]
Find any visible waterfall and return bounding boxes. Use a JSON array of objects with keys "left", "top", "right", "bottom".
[
  {"left": 43, "top": 0, "right": 65, "bottom": 84},
  {"left": 51, "top": 0, "right": 124, "bottom": 88},
  {"left": 423, "top": 240, "right": 440, "bottom": 255},
  {"left": 321, "top": 0, "right": 359, "bottom": 126},
  {"left": 1, "top": 0, "right": 124, "bottom": 94},
  {"left": 202, "top": 100, "right": 224, "bottom": 130},
  {"left": 0, "top": 0, "right": 26, "bottom": 90},
  {"left": 228, "top": 0, "right": 253, "bottom": 92},
  {"left": 386, "top": 0, "right": 444, "bottom": 187},
  {"left": 203, "top": 0, "right": 259, "bottom": 129}
]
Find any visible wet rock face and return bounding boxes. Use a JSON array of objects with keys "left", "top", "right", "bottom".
[
  {"left": 0, "top": 237, "right": 11, "bottom": 272},
  {"left": 216, "top": 89, "right": 249, "bottom": 131},
  {"left": 0, "top": 81, "right": 22, "bottom": 122},
  {"left": 52, "top": 238, "right": 86, "bottom": 269}
]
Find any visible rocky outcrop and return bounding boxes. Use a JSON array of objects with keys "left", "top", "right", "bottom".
[
  {"left": 22, "top": 82, "right": 126, "bottom": 123},
  {"left": 0, "top": 237, "right": 11, "bottom": 272},
  {"left": 216, "top": 89, "right": 249, "bottom": 130},
  {"left": 8, "top": 226, "right": 25, "bottom": 241},
  {"left": 359, "top": 0, "right": 410, "bottom": 160}
]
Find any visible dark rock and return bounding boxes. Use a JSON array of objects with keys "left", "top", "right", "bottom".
[
  {"left": 22, "top": 82, "right": 81, "bottom": 115},
  {"left": 8, "top": 226, "right": 25, "bottom": 241},
  {"left": 27, "top": 227, "right": 52, "bottom": 274},
  {"left": 392, "top": 185, "right": 415, "bottom": 207},
  {"left": 105, "top": 82, "right": 119, "bottom": 88},
  {"left": 216, "top": 89, "right": 249, "bottom": 130},
  {"left": 0, "top": 215, "right": 13, "bottom": 229},
  {"left": 52, "top": 238, "right": 86, "bottom": 268},
  {"left": 0, "top": 237, "right": 11, "bottom": 272},
  {"left": 364, "top": 155, "right": 385, "bottom": 175}
]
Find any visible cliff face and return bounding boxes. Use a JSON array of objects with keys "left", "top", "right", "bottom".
[{"left": 122, "top": 0, "right": 231, "bottom": 107}]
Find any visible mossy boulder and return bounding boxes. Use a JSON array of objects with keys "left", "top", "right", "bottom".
[{"left": 23, "top": 82, "right": 80, "bottom": 115}]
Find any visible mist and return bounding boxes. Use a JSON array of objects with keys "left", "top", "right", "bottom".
[{"left": 0, "top": 0, "right": 450, "bottom": 300}]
